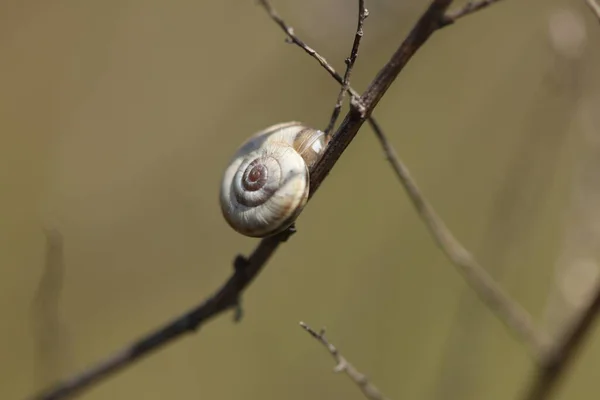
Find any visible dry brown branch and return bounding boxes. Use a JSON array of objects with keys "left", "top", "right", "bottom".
[
  {"left": 27, "top": 1, "right": 520, "bottom": 399},
  {"left": 300, "top": 322, "right": 391, "bottom": 400},
  {"left": 586, "top": 0, "right": 600, "bottom": 23}
]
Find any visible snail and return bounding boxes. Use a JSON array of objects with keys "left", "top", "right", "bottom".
[{"left": 220, "top": 121, "right": 327, "bottom": 237}]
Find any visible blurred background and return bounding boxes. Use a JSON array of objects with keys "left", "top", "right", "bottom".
[{"left": 2, "top": 0, "right": 600, "bottom": 399}]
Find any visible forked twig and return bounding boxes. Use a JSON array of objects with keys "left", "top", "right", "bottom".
[{"left": 300, "top": 322, "right": 391, "bottom": 400}]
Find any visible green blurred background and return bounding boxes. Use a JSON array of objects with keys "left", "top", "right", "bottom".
[{"left": 2, "top": 0, "right": 600, "bottom": 399}]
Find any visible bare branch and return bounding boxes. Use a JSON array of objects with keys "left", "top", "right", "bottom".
[
  {"left": 519, "top": 13, "right": 600, "bottom": 399},
  {"left": 586, "top": 0, "right": 600, "bottom": 23},
  {"left": 300, "top": 322, "right": 391, "bottom": 400},
  {"left": 325, "top": 0, "right": 369, "bottom": 136},
  {"left": 258, "top": 0, "right": 342, "bottom": 88},
  {"left": 443, "top": 0, "right": 506, "bottom": 25}
]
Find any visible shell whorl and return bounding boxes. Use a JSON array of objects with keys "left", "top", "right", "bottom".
[{"left": 220, "top": 122, "right": 325, "bottom": 237}]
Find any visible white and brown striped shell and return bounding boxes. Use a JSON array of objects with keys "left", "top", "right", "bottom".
[{"left": 220, "top": 122, "right": 326, "bottom": 237}]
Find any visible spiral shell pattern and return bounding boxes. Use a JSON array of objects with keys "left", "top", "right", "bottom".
[{"left": 220, "top": 122, "right": 325, "bottom": 237}]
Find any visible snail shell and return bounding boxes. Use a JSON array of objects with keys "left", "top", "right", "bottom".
[{"left": 220, "top": 121, "right": 326, "bottom": 237}]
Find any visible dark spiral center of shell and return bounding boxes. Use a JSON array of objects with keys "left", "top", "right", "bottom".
[{"left": 242, "top": 160, "right": 268, "bottom": 191}]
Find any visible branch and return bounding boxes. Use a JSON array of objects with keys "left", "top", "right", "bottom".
[
  {"left": 586, "top": 0, "right": 600, "bottom": 23},
  {"left": 300, "top": 322, "right": 391, "bottom": 400}
]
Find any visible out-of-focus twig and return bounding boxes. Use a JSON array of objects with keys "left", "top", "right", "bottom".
[
  {"left": 586, "top": 0, "right": 600, "bottom": 23},
  {"left": 325, "top": 0, "right": 368, "bottom": 136},
  {"left": 300, "top": 322, "right": 391, "bottom": 400}
]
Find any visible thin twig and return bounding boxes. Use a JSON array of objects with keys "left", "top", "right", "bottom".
[
  {"left": 367, "top": 118, "right": 549, "bottom": 359},
  {"left": 300, "top": 322, "right": 391, "bottom": 400},
  {"left": 443, "top": 0, "right": 506, "bottom": 26},
  {"left": 586, "top": 0, "right": 600, "bottom": 23},
  {"left": 258, "top": 0, "right": 343, "bottom": 88},
  {"left": 324, "top": 0, "right": 368, "bottom": 136}
]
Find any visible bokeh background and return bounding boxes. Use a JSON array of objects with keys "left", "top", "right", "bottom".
[{"left": 2, "top": 0, "right": 600, "bottom": 399}]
